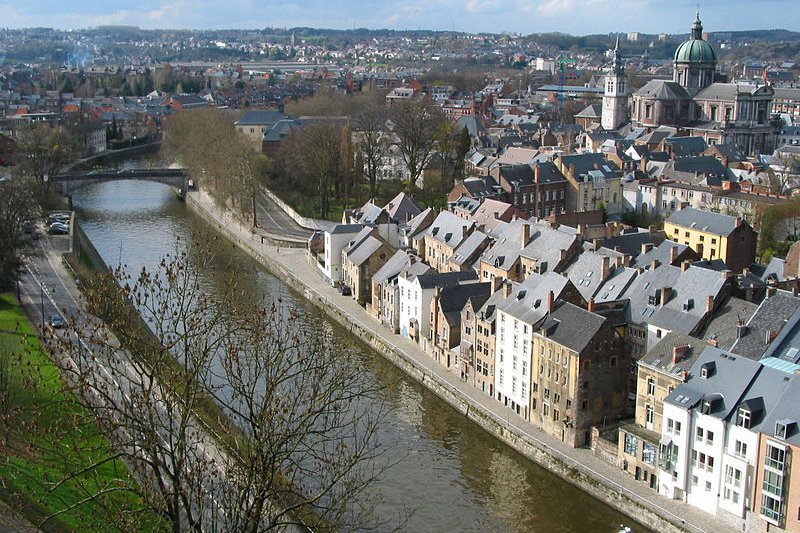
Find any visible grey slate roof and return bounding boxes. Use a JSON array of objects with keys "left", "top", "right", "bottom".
[
  {"left": 538, "top": 301, "right": 606, "bottom": 354},
  {"left": 604, "top": 229, "right": 665, "bottom": 258},
  {"left": 664, "top": 136, "right": 708, "bottom": 158},
  {"left": 648, "top": 266, "right": 727, "bottom": 333},
  {"left": 347, "top": 236, "right": 385, "bottom": 267},
  {"left": 495, "top": 272, "right": 575, "bottom": 326},
  {"left": 758, "top": 377, "right": 800, "bottom": 446},
  {"left": 384, "top": 192, "right": 422, "bottom": 223},
  {"left": 702, "top": 297, "right": 759, "bottom": 352},
  {"left": 331, "top": 223, "right": 366, "bottom": 235},
  {"left": 518, "top": 220, "right": 579, "bottom": 272},
  {"left": 761, "top": 304, "right": 800, "bottom": 364},
  {"left": 234, "top": 110, "right": 286, "bottom": 126},
  {"left": 665, "top": 346, "right": 761, "bottom": 422},
  {"left": 639, "top": 331, "right": 708, "bottom": 378},
  {"left": 423, "top": 211, "right": 474, "bottom": 249},
  {"left": 498, "top": 164, "right": 534, "bottom": 188},
  {"left": 416, "top": 270, "right": 478, "bottom": 290},
  {"left": 731, "top": 291, "right": 800, "bottom": 360},
  {"left": 563, "top": 251, "right": 613, "bottom": 300},
  {"left": 438, "top": 282, "right": 492, "bottom": 326},
  {"left": 461, "top": 175, "right": 503, "bottom": 199},
  {"left": 667, "top": 207, "right": 743, "bottom": 237},
  {"left": 533, "top": 161, "right": 568, "bottom": 184},
  {"left": 634, "top": 80, "right": 690, "bottom": 100},
  {"left": 634, "top": 241, "right": 692, "bottom": 268},
  {"left": 559, "top": 152, "right": 619, "bottom": 178},
  {"left": 451, "top": 231, "right": 490, "bottom": 268},
  {"left": 594, "top": 266, "right": 638, "bottom": 303},
  {"left": 373, "top": 250, "right": 412, "bottom": 285}
]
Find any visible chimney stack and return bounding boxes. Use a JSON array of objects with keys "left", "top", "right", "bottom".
[
  {"left": 681, "top": 260, "right": 692, "bottom": 272},
  {"left": 491, "top": 275, "right": 504, "bottom": 294},
  {"left": 641, "top": 242, "right": 654, "bottom": 254},
  {"left": 736, "top": 318, "right": 747, "bottom": 340},
  {"left": 651, "top": 259, "right": 660, "bottom": 270},
  {"left": 587, "top": 297, "right": 595, "bottom": 313},
  {"left": 547, "top": 290, "right": 555, "bottom": 313},
  {"left": 601, "top": 256, "right": 610, "bottom": 280},
  {"left": 521, "top": 223, "right": 531, "bottom": 248},
  {"left": 660, "top": 286, "right": 671, "bottom": 307},
  {"left": 670, "top": 246, "right": 679, "bottom": 264},
  {"left": 743, "top": 267, "right": 750, "bottom": 278},
  {"left": 706, "top": 294, "right": 714, "bottom": 313},
  {"left": 593, "top": 238, "right": 601, "bottom": 251},
  {"left": 503, "top": 281, "right": 512, "bottom": 298},
  {"left": 721, "top": 270, "right": 732, "bottom": 281}
]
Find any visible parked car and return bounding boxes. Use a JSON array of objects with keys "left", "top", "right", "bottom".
[
  {"left": 48, "top": 222, "right": 69, "bottom": 235},
  {"left": 49, "top": 314, "right": 65, "bottom": 329}
]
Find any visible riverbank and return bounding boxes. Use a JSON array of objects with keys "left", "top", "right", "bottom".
[{"left": 186, "top": 189, "right": 734, "bottom": 533}]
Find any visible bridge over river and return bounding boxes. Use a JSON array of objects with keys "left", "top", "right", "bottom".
[{"left": 52, "top": 168, "right": 192, "bottom": 198}]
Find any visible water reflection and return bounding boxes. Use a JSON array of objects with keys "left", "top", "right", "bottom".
[{"left": 72, "top": 179, "right": 649, "bottom": 533}]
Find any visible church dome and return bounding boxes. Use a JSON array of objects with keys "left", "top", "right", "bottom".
[
  {"left": 674, "top": 39, "right": 716, "bottom": 64},
  {"left": 673, "top": 12, "right": 717, "bottom": 64}
]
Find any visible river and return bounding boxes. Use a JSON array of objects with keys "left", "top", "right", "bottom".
[{"left": 71, "top": 179, "right": 650, "bottom": 533}]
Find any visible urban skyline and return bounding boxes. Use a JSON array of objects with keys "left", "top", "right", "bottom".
[{"left": 1, "top": 0, "right": 798, "bottom": 35}]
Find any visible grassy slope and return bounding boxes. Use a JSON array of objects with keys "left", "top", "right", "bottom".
[{"left": 0, "top": 294, "right": 165, "bottom": 533}]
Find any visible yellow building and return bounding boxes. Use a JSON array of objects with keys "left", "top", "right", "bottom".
[{"left": 664, "top": 207, "right": 757, "bottom": 273}]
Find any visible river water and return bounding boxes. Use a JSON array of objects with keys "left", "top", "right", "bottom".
[{"left": 71, "top": 179, "right": 649, "bottom": 533}]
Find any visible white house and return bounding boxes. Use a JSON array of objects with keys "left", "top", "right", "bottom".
[{"left": 322, "top": 224, "right": 364, "bottom": 285}]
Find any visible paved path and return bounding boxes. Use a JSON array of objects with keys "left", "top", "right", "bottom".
[
  {"left": 254, "top": 187, "right": 313, "bottom": 241},
  {"left": 188, "top": 191, "right": 738, "bottom": 533}
]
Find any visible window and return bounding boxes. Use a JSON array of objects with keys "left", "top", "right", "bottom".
[
  {"left": 696, "top": 427, "right": 704, "bottom": 440},
  {"left": 543, "top": 404, "right": 550, "bottom": 416},
  {"left": 647, "top": 378, "right": 655, "bottom": 396},
  {"left": 725, "top": 466, "right": 742, "bottom": 488},
  {"left": 646, "top": 405, "right": 654, "bottom": 426},
  {"left": 642, "top": 442, "right": 656, "bottom": 466},
  {"left": 706, "top": 431, "right": 714, "bottom": 445},
  {"left": 736, "top": 408, "right": 751, "bottom": 429},
  {"left": 734, "top": 440, "right": 748, "bottom": 458}
]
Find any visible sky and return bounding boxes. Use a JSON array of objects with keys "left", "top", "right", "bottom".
[{"left": 0, "top": 0, "right": 798, "bottom": 35}]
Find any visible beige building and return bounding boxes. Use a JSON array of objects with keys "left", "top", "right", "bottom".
[{"left": 664, "top": 207, "right": 757, "bottom": 273}]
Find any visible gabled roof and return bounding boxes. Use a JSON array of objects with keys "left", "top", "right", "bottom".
[
  {"left": 604, "top": 229, "right": 665, "bottom": 258},
  {"left": 415, "top": 270, "right": 478, "bottom": 290},
  {"left": 732, "top": 291, "right": 800, "bottom": 360},
  {"left": 495, "top": 272, "right": 575, "bottom": 326},
  {"left": 694, "top": 82, "right": 774, "bottom": 101},
  {"left": 640, "top": 331, "right": 708, "bottom": 378},
  {"left": 438, "top": 282, "right": 492, "bottom": 326},
  {"left": 533, "top": 161, "right": 568, "bottom": 184},
  {"left": 647, "top": 265, "right": 727, "bottom": 333},
  {"left": 538, "top": 301, "right": 607, "bottom": 354},
  {"left": 450, "top": 231, "right": 490, "bottom": 268},
  {"left": 384, "top": 191, "right": 422, "bottom": 223},
  {"left": 595, "top": 266, "right": 639, "bottom": 303},
  {"left": 664, "top": 136, "right": 708, "bottom": 158},
  {"left": 235, "top": 109, "right": 286, "bottom": 126},
  {"left": 666, "top": 207, "right": 744, "bottom": 236},
  {"left": 330, "top": 223, "right": 366, "bottom": 235},
  {"left": 373, "top": 250, "right": 413, "bottom": 285},
  {"left": 665, "top": 346, "right": 761, "bottom": 421},
  {"left": 423, "top": 211, "right": 474, "bottom": 249},
  {"left": 634, "top": 241, "right": 694, "bottom": 268},
  {"left": 563, "top": 251, "right": 612, "bottom": 300}
]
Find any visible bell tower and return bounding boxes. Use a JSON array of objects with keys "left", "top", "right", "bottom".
[{"left": 601, "top": 37, "right": 628, "bottom": 131}]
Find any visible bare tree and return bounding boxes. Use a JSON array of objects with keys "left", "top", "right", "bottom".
[
  {"left": 389, "top": 99, "right": 445, "bottom": 193},
  {"left": 354, "top": 104, "right": 388, "bottom": 199},
  {"left": 14, "top": 123, "right": 76, "bottom": 195},
  {"left": 51, "top": 244, "right": 390, "bottom": 532},
  {"left": 768, "top": 149, "right": 800, "bottom": 195},
  {"left": 0, "top": 176, "right": 40, "bottom": 291}
]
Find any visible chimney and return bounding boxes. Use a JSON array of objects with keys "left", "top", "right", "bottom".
[
  {"left": 534, "top": 162, "right": 540, "bottom": 183},
  {"left": 547, "top": 290, "right": 555, "bottom": 313},
  {"left": 766, "top": 329, "right": 778, "bottom": 345},
  {"left": 743, "top": 267, "right": 750, "bottom": 278},
  {"left": 706, "top": 294, "right": 714, "bottom": 313},
  {"left": 670, "top": 246, "right": 679, "bottom": 264},
  {"left": 560, "top": 249, "right": 567, "bottom": 261},
  {"left": 672, "top": 344, "right": 689, "bottom": 364},
  {"left": 651, "top": 259, "right": 660, "bottom": 270},
  {"left": 462, "top": 225, "right": 469, "bottom": 239},
  {"left": 681, "top": 370, "right": 688, "bottom": 382},
  {"left": 592, "top": 238, "right": 601, "bottom": 251},
  {"left": 503, "top": 281, "right": 512, "bottom": 298},
  {"left": 491, "top": 275, "right": 504, "bottom": 295},
  {"left": 641, "top": 242, "right": 654, "bottom": 254},
  {"left": 736, "top": 318, "right": 747, "bottom": 340},
  {"left": 601, "top": 256, "right": 610, "bottom": 280},
  {"left": 587, "top": 297, "right": 595, "bottom": 313},
  {"left": 569, "top": 164, "right": 575, "bottom": 179},
  {"left": 614, "top": 246, "right": 621, "bottom": 252},
  {"left": 660, "top": 286, "right": 671, "bottom": 306},
  {"left": 681, "top": 260, "right": 692, "bottom": 272},
  {"left": 721, "top": 270, "right": 732, "bottom": 280},
  {"left": 577, "top": 224, "right": 584, "bottom": 237},
  {"left": 640, "top": 157, "right": 648, "bottom": 174},
  {"left": 521, "top": 223, "right": 531, "bottom": 247},
  {"left": 735, "top": 217, "right": 743, "bottom": 228},
  {"left": 722, "top": 155, "right": 729, "bottom": 168}
]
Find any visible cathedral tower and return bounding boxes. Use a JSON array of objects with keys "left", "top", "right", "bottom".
[
  {"left": 601, "top": 37, "right": 628, "bottom": 131},
  {"left": 673, "top": 11, "right": 717, "bottom": 95}
]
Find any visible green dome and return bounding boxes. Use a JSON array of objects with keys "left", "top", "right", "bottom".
[{"left": 674, "top": 38, "right": 717, "bottom": 64}]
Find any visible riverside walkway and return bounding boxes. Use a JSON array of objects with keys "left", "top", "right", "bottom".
[{"left": 188, "top": 189, "right": 734, "bottom": 533}]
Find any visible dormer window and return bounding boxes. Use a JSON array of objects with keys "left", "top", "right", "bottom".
[
  {"left": 775, "top": 419, "right": 795, "bottom": 440},
  {"left": 736, "top": 407, "right": 751, "bottom": 429},
  {"left": 701, "top": 400, "right": 712, "bottom": 415},
  {"left": 700, "top": 361, "right": 715, "bottom": 379}
]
